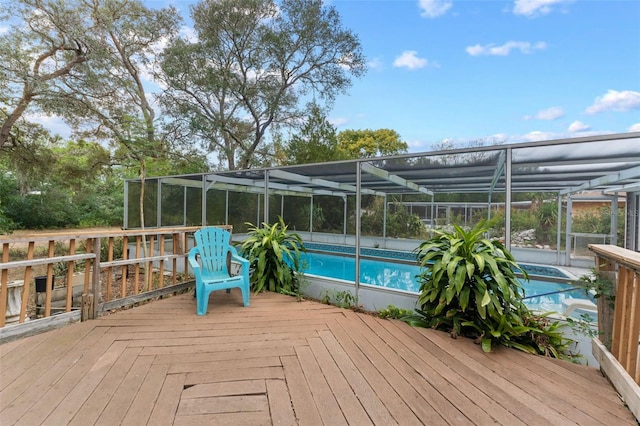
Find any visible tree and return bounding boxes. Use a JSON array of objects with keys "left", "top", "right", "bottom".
[
  {"left": 0, "top": 0, "right": 90, "bottom": 149},
  {"left": 285, "top": 104, "right": 346, "bottom": 165},
  {"left": 1, "top": 0, "right": 182, "bottom": 238},
  {"left": 337, "top": 129, "right": 408, "bottom": 159},
  {"left": 158, "top": 0, "right": 366, "bottom": 170},
  {"left": 0, "top": 122, "right": 122, "bottom": 229}
]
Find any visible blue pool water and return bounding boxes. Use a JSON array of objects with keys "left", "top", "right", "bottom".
[{"left": 299, "top": 250, "right": 594, "bottom": 318}]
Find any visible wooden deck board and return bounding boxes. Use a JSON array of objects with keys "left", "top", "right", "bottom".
[
  {"left": 121, "top": 363, "right": 171, "bottom": 426},
  {"left": 95, "top": 354, "right": 155, "bottom": 426},
  {"left": 266, "top": 379, "right": 296, "bottom": 426},
  {"left": 148, "top": 372, "right": 185, "bottom": 426},
  {"left": 379, "top": 321, "right": 537, "bottom": 425},
  {"left": 327, "top": 320, "right": 424, "bottom": 425},
  {"left": 306, "top": 337, "right": 373, "bottom": 426},
  {"left": 346, "top": 312, "right": 477, "bottom": 424},
  {"left": 281, "top": 354, "right": 324, "bottom": 425},
  {"left": 53, "top": 342, "right": 137, "bottom": 426},
  {"left": 168, "top": 356, "right": 282, "bottom": 374},
  {"left": 318, "top": 329, "right": 397, "bottom": 425},
  {"left": 294, "top": 344, "right": 348, "bottom": 425},
  {"left": 415, "top": 326, "right": 588, "bottom": 425},
  {"left": 0, "top": 327, "right": 115, "bottom": 425},
  {"left": 363, "top": 314, "right": 523, "bottom": 425},
  {"left": 181, "top": 380, "right": 266, "bottom": 399},
  {"left": 384, "top": 319, "right": 542, "bottom": 424},
  {"left": 0, "top": 291, "right": 635, "bottom": 425},
  {"left": 0, "top": 321, "right": 97, "bottom": 392}
]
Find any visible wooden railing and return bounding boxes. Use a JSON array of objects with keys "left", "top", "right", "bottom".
[
  {"left": 0, "top": 226, "right": 230, "bottom": 330},
  {"left": 589, "top": 244, "right": 640, "bottom": 385}
]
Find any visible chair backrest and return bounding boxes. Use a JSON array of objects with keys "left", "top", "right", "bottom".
[{"left": 193, "top": 227, "right": 231, "bottom": 275}]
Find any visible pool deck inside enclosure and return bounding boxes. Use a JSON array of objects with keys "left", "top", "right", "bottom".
[{"left": 1, "top": 290, "right": 634, "bottom": 425}]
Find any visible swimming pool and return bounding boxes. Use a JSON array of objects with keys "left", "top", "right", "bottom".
[{"left": 299, "top": 249, "right": 595, "bottom": 319}]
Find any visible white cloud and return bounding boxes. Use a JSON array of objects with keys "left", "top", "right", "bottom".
[
  {"left": 513, "top": 0, "right": 570, "bottom": 17},
  {"left": 568, "top": 120, "right": 590, "bottom": 132},
  {"left": 180, "top": 26, "right": 198, "bottom": 44},
  {"left": 393, "top": 51, "right": 428, "bottom": 70},
  {"left": 329, "top": 117, "right": 349, "bottom": 127},
  {"left": 522, "top": 130, "right": 557, "bottom": 141},
  {"left": 585, "top": 89, "right": 640, "bottom": 114},
  {"left": 24, "top": 113, "right": 72, "bottom": 138},
  {"left": 629, "top": 123, "right": 640, "bottom": 132},
  {"left": 367, "top": 57, "right": 384, "bottom": 71},
  {"left": 466, "top": 41, "right": 546, "bottom": 56},
  {"left": 523, "top": 106, "right": 564, "bottom": 121},
  {"left": 418, "top": 0, "right": 452, "bottom": 18},
  {"left": 490, "top": 133, "right": 509, "bottom": 143},
  {"left": 0, "top": 26, "right": 9, "bottom": 35},
  {"left": 407, "top": 139, "right": 429, "bottom": 150}
]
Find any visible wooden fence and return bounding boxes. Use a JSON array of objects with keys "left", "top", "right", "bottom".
[
  {"left": 0, "top": 226, "right": 231, "bottom": 331},
  {"left": 590, "top": 244, "right": 640, "bottom": 384},
  {"left": 589, "top": 244, "right": 640, "bottom": 420}
]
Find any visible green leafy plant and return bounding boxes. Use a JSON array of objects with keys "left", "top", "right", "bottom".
[
  {"left": 320, "top": 289, "right": 333, "bottom": 305},
  {"left": 334, "top": 290, "right": 358, "bottom": 309},
  {"left": 408, "top": 219, "right": 576, "bottom": 359},
  {"left": 578, "top": 267, "right": 615, "bottom": 309},
  {"left": 378, "top": 305, "right": 413, "bottom": 319},
  {"left": 239, "top": 217, "right": 306, "bottom": 294},
  {"left": 566, "top": 314, "right": 599, "bottom": 339},
  {"left": 319, "top": 289, "right": 359, "bottom": 309},
  {"left": 279, "top": 270, "right": 310, "bottom": 301}
]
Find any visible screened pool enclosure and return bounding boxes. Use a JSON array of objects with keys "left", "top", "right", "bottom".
[{"left": 124, "top": 132, "right": 640, "bottom": 267}]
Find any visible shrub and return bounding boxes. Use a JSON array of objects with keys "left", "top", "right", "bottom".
[
  {"left": 239, "top": 217, "right": 306, "bottom": 294},
  {"left": 406, "top": 220, "right": 576, "bottom": 359}
]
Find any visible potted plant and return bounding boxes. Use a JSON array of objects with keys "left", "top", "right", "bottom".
[
  {"left": 405, "top": 220, "right": 576, "bottom": 359},
  {"left": 238, "top": 217, "right": 306, "bottom": 295}
]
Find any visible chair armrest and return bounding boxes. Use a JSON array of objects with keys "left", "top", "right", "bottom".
[
  {"left": 188, "top": 246, "right": 202, "bottom": 279},
  {"left": 228, "top": 246, "right": 249, "bottom": 267}
]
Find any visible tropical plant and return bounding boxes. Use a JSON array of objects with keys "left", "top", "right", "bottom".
[
  {"left": 407, "top": 220, "right": 576, "bottom": 359},
  {"left": 378, "top": 305, "right": 413, "bottom": 319},
  {"left": 239, "top": 217, "right": 306, "bottom": 294},
  {"left": 318, "top": 289, "right": 360, "bottom": 309}
]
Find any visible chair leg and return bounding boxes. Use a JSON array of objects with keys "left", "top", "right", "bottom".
[
  {"left": 197, "top": 288, "right": 209, "bottom": 315},
  {"left": 241, "top": 285, "right": 250, "bottom": 307}
]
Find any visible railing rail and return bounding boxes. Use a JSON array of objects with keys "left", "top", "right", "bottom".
[
  {"left": 589, "top": 244, "right": 640, "bottom": 385},
  {"left": 0, "top": 226, "right": 230, "bottom": 329}
]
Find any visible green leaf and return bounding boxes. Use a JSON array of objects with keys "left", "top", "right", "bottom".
[
  {"left": 481, "top": 338, "right": 492, "bottom": 353},
  {"left": 459, "top": 287, "right": 470, "bottom": 311},
  {"left": 454, "top": 264, "right": 466, "bottom": 293},
  {"left": 480, "top": 290, "right": 491, "bottom": 307}
]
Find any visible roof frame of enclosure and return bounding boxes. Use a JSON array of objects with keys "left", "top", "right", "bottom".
[
  {"left": 201, "top": 132, "right": 639, "bottom": 197},
  {"left": 126, "top": 131, "right": 640, "bottom": 222}
]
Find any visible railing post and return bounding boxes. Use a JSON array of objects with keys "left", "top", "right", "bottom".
[
  {"left": 91, "top": 238, "right": 101, "bottom": 319},
  {"left": 595, "top": 254, "right": 616, "bottom": 349},
  {"left": 0, "top": 242, "right": 9, "bottom": 327}
]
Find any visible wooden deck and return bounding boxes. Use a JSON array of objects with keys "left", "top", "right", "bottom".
[{"left": 0, "top": 290, "right": 635, "bottom": 425}]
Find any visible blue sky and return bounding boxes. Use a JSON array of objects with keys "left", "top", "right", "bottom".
[
  {"left": 17, "top": 0, "right": 640, "bottom": 153},
  {"left": 323, "top": 0, "right": 640, "bottom": 151}
]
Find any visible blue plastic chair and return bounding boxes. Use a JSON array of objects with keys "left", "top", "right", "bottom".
[{"left": 188, "top": 227, "right": 250, "bottom": 315}]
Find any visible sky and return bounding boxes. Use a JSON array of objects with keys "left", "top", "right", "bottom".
[
  {"left": 16, "top": 0, "right": 640, "bottom": 153},
  {"left": 322, "top": 0, "right": 640, "bottom": 151}
]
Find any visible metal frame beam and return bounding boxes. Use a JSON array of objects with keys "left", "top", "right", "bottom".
[
  {"left": 269, "top": 169, "right": 385, "bottom": 196},
  {"left": 360, "top": 163, "right": 433, "bottom": 195}
]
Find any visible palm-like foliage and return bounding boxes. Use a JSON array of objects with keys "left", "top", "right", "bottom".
[
  {"left": 239, "top": 217, "right": 306, "bottom": 294},
  {"left": 410, "top": 220, "right": 575, "bottom": 358}
]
